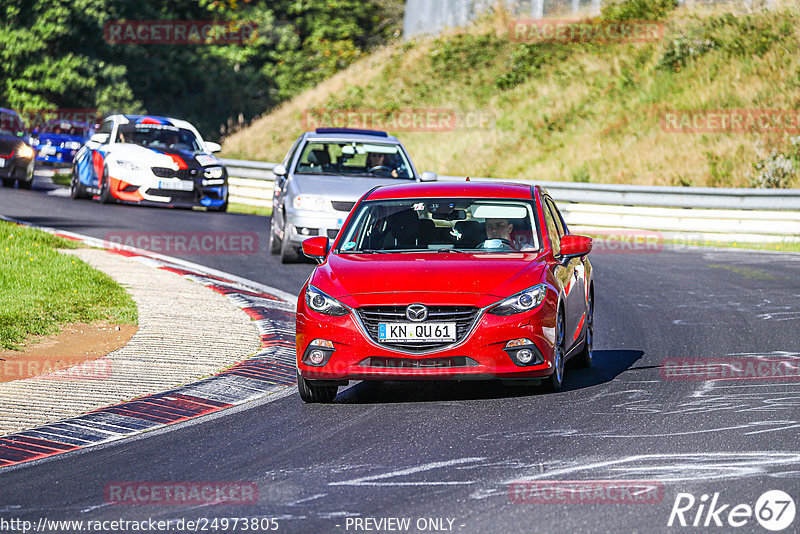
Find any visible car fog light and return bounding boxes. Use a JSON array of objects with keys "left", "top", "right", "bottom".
[
  {"left": 516, "top": 348, "right": 534, "bottom": 364},
  {"left": 308, "top": 350, "right": 326, "bottom": 365}
]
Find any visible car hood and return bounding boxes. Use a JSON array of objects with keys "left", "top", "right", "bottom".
[
  {"left": 36, "top": 133, "right": 84, "bottom": 144},
  {"left": 292, "top": 173, "right": 414, "bottom": 202},
  {"left": 109, "top": 143, "right": 220, "bottom": 168},
  {"left": 311, "top": 252, "right": 548, "bottom": 308}
]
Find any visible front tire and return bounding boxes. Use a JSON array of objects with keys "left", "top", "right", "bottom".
[
  {"left": 98, "top": 167, "right": 114, "bottom": 204},
  {"left": 280, "top": 229, "right": 300, "bottom": 264},
  {"left": 70, "top": 166, "right": 88, "bottom": 199},
  {"left": 1, "top": 178, "right": 14, "bottom": 188},
  {"left": 297, "top": 370, "right": 338, "bottom": 403},
  {"left": 269, "top": 216, "right": 281, "bottom": 255},
  {"left": 543, "top": 311, "right": 566, "bottom": 392}
]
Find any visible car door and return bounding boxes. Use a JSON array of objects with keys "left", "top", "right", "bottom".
[{"left": 544, "top": 196, "right": 585, "bottom": 353}]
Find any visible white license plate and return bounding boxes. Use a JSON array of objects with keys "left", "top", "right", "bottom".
[
  {"left": 378, "top": 322, "right": 457, "bottom": 343},
  {"left": 40, "top": 146, "right": 57, "bottom": 156},
  {"left": 157, "top": 179, "right": 194, "bottom": 191},
  {"left": 0, "top": 159, "right": 4, "bottom": 168}
]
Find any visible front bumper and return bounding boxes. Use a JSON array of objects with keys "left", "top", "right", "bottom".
[
  {"left": 296, "top": 290, "right": 559, "bottom": 382},
  {"left": 0, "top": 156, "right": 33, "bottom": 178},
  {"left": 284, "top": 209, "right": 350, "bottom": 244},
  {"left": 106, "top": 173, "right": 228, "bottom": 207}
]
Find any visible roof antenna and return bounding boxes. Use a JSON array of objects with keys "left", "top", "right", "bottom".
[{"left": 466, "top": 176, "right": 470, "bottom": 181}]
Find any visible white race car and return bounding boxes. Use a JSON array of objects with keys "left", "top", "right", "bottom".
[{"left": 71, "top": 114, "right": 228, "bottom": 211}]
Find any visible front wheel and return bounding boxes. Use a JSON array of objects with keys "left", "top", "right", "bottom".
[
  {"left": 543, "top": 311, "right": 566, "bottom": 392},
  {"left": 208, "top": 200, "right": 228, "bottom": 213},
  {"left": 280, "top": 231, "right": 300, "bottom": 264},
  {"left": 269, "top": 217, "right": 281, "bottom": 255},
  {"left": 1, "top": 178, "right": 14, "bottom": 188},
  {"left": 70, "top": 166, "right": 88, "bottom": 199},
  {"left": 297, "top": 370, "right": 338, "bottom": 403},
  {"left": 98, "top": 168, "right": 114, "bottom": 204}
]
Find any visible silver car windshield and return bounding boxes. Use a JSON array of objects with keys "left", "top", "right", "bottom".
[
  {"left": 338, "top": 199, "right": 541, "bottom": 253},
  {"left": 295, "top": 141, "right": 414, "bottom": 179}
]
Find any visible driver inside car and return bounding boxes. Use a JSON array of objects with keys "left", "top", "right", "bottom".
[
  {"left": 485, "top": 218, "right": 514, "bottom": 241},
  {"left": 366, "top": 152, "right": 399, "bottom": 178}
]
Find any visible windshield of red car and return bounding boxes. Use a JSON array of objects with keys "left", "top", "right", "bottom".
[{"left": 337, "top": 198, "right": 541, "bottom": 253}]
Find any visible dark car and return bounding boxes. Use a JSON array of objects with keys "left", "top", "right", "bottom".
[{"left": 0, "top": 108, "right": 35, "bottom": 189}]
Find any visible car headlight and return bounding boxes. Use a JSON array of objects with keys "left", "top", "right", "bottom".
[
  {"left": 203, "top": 166, "right": 224, "bottom": 179},
  {"left": 294, "top": 195, "right": 332, "bottom": 211},
  {"left": 110, "top": 159, "right": 142, "bottom": 172},
  {"left": 18, "top": 145, "right": 34, "bottom": 159},
  {"left": 488, "top": 284, "right": 547, "bottom": 316},
  {"left": 305, "top": 285, "right": 349, "bottom": 316}
]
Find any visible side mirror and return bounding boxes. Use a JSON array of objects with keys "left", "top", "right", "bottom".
[
  {"left": 302, "top": 236, "right": 330, "bottom": 263},
  {"left": 273, "top": 164, "right": 287, "bottom": 177},
  {"left": 89, "top": 133, "right": 110, "bottom": 144},
  {"left": 203, "top": 141, "right": 222, "bottom": 153},
  {"left": 560, "top": 235, "right": 593, "bottom": 258},
  {"left": 420, "top": 171, "right": 438, "bottom": 182}
]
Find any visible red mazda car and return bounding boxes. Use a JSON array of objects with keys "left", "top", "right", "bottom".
[{"left": 295, "top": 182, "right": 594, "bottom": 402}]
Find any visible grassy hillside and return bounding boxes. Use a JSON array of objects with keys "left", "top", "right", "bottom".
[{"left": 222, "top": 1, "right": 800, "bottom": 188}]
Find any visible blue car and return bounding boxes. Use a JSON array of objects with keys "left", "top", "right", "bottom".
[{"left": 31, "top": 119, "right": 93, "bottom": 165}]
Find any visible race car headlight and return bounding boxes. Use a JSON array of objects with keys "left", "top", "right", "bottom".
[
  {"left": 18, "top": 145, "right": 34, "bottom": 159},
  {"left": 305, "top": 285, "right": 349, "bottom": 316},
  {"left": 488, "top": 284, "right": 547, "bottom": 316},
  {"left": 203, "top": 166, "right": 224, "bottom": 179},
  {"left": 109, "top": 159, "right": 143, "bottom": 172},
  {"left": 294, "top": 195, "right": 332, "bottom": 211}
]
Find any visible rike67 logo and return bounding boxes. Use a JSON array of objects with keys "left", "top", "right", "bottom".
[{"left": 668, "top": 490, "right": 795, "bottom": 531}]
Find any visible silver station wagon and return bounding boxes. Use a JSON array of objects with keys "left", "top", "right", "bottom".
[{"left": 269, "top": 128, "right": 437, "bottom": 263}]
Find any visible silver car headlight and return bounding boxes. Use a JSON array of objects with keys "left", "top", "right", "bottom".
[
  {"left": 488, "top": 284, "right": 547, "bottom": 316},
  {"left": 294, "top": 195, "right": 332, "bottom": 211},
  {"left": 305, "top": 285, "right": 349, "bottom": 316}
]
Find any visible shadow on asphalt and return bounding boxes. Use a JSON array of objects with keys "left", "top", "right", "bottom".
[{"left": 335, "top": 349, "right": 644, "bottom": 404}]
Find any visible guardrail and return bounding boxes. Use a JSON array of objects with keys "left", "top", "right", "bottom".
[{"left": 219, "top": 158, "right": 800, "bottom": 243}]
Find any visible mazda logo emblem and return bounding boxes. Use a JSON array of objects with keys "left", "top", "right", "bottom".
[{"left": 406, "top": 304, "right": 428, "bottom": 322}]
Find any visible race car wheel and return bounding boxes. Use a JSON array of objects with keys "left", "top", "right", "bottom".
[
  {"left": 70, "top": 166, "right": 88, "bottom": 199},
  {"left": 17, "top": 164, "right": 33, "bottom": 190},
  {"left": 208, "top": 202, "right": 228, "bottom": 213},
  {"left": 296, "top": 370, "right": 338, "bottom": 403},
  {"left": 572, "top": 289, "right": 593, "bottom": 369},
  {"left": 269, "top": 217, "right": 281, "bottom": 255},
  {"left": 1, "top": 178, "right": 14, "bottom": 188},
  {"left": 98, "top": 167, "right": 114, "bottom": 204},
  {"left": 543, "top": 310, "right": 565, "bottom": 392},
  {"left": 17, "top": 177, "right": 32, "bottom": 190}
]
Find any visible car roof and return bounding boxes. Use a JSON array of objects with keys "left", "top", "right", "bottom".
[
  {"left": 303, "top": 128, "right": 401, "bottom": 144},
  {"left": 109, "top": 114, "right": 196, "bottom": 131},
  {"left": 365, "top": 181, "right": 538, "bottom": 200}
]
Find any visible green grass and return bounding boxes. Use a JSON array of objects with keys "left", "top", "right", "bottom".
[
  {"left": 0, "top": 221, "right": 138, "bottom": 350},
  {"left": 51, "top": 172, "right": 70, "bottom": 187},
  {"left": 222, "top": 0, "right": 800, "bottom": 188},
  {"left": 226, "top": 202, "right": 272, "bottom": 217}
]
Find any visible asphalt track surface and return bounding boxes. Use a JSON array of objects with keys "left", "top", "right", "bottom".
[{"left": 1, "top": 176, "right": 799, "bottom": 533}]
